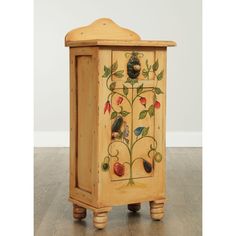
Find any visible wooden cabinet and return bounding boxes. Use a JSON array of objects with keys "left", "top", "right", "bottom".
[{"left": 65, "top": 18, "right": 175, "bottom": 229}]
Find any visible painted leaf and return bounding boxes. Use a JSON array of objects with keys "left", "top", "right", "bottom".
[
  {"left": 142, "top": 127, "right": 149, "bottom": 137},
  {"left": 117, "top": 131, "right": 123, "bottom": 139},
  {"left": 120, "top": 110, "right": 129, "bottom": 117},
  {"left": 102, "top": 65, "right": 111, "bottom": 78},
  {"left": 124, "top": 138, "right": 129, "bottom": 144},
  {"left": 153, "top": 152, "right": 162, "bottom": 162},
  {"left": 148, "top": 104, "right": 155, "bottom": 117},
  {"left": 111, "top": 111, "right": 117, "bottom": 119},
  {"left": 134, "top": 127, "right": 144, "bottom": 137},
  {"left": 142, "top": 69, "right": 148, "bottom": 78},
  {"left": 145, "top": 59, "right": 149, "bottom": 69},
  {"left": 156, "top": 70, "right": 164, "bottom": 80},
  {"left": 137, "top": 84, "right": 144, "bottom": 94},
  {"left": 139, "top": 110, "right": 148, "bottom": 119},
  {"left": 113, "top": 70, "right": 124, "bottom": 78},
  {"left": 154, "top": 87, "right": 164, "bottom": 95},
  {"left": 111, "top": 61, "right": 118, "bottom": 72},
  {"left": 109, "top": 82, "right": 116, "bottom": 91},
  {"left": 152, "top": 60, "right": 159, "bottom": 72},
  {"left": 130, "top": 79, "right": 138, "bottom": 86},
  {"left": 123, "top": 85, "right": 128, "bottom": 95}
]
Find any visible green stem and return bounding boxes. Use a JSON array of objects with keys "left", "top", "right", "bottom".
[
  {"left": 131, "top": 157, "right": 146, "bottom": 166},
  {"left": 105, "top": 74, "right": 112, "bottom": 90},
  {"left": 129, "top": 84, "right": 134, "bottom": 181},
  {"left": 131, "top": 135, "right": 157, "bottom": 152},
  {"left": 107, "top": 140, "right": 131, "bottom": 161},
  {"left": 112, "top": 91, "right": 132, "bottom": 108}
]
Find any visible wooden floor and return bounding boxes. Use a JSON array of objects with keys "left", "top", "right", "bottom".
[{"left": 34, "top": 148, "right": 202, "bottom": 236}]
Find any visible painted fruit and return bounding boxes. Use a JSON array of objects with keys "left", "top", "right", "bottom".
[
  {"left": 104, "top": 101, "right": 111, "bottom": 114},
  {"left": 139, "top": 97, "right": 147, "bottom": 107},
  {"left": 143, "top": 160, "right": 152, "bottom": 173},
  {"left": 116, "top": 96, "right": 123, "bottom": 105},
  {"left": 113, "top": 162, "right": 125, "bottom": 177},
  {"left": 112, "top": 116, "right": 123, "bottom": 132},
  {"left": 154, "top": 101, "right": 161, "bottom": 109},
  {"left": 102, "top": 163, "right": 109, "bottom": 171}
]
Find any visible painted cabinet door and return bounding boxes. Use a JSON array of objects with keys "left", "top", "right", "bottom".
[{"left": 101, "top": 49, "right": 165, "bottom": 178}]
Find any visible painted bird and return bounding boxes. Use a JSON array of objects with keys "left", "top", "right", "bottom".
[
  {"left": 112, "top": 116, "right": 123, "bottom": 132},
  {"left": 111, "top": 116, "right": 123, "bottom": 139}
]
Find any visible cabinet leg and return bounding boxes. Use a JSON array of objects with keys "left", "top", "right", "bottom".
[
  {"left": 93, "top": 211, "right": 108, "bottom": 229},
  {"left": 73, "top": 204, "right": 86, "bottom": 220},
  {"left": 149, "top": 201, "right": 164, "bottom": 220},
  {"left": 127, "top": 203, "right": 141, "bottom": 212}
]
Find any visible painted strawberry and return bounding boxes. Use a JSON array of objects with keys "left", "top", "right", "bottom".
[
  {"left": 113, "top": 162, "right": 125, "bottom": 177},
  {"left": 116, "top": 96, "right": 123, "bottom": 105},
  {"left": 154, "top": 101, "right": 161, "bottom": 109},
  {"left": 139, "top": 97, "right": 147, "bottom": 107},
  {"left": 104, "top": 101, "right": 111, "bottom": 114}
]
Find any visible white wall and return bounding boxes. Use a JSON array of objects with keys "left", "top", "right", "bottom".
[{"left": 34, "top": 0, "right": 202, "bottom": 147}]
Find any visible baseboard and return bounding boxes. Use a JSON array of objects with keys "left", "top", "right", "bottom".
[{"left": 34, "top": 131, "right": 202, "bottom": 147}]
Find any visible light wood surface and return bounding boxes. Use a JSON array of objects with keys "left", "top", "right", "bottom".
[
  {"left": 73, "top": 204, "right": 86, "bottom": 220},
  {"left": 65, "top": 18, "right": 176, "bottom": 47},
  {"left": 65, "top": 18, "right": 141, "bottom": 44},
  {"left": 69, "top": 47, "right": 99, "bottom": 207},
  {"left": 150, "top": 201, "right": 164, "bottom": 220},
  {"left": 34, "top": 147, "right": 202, "bottom": 236},
  {"left": 65, "top": 40, "right": 176, "bottom": 47}
]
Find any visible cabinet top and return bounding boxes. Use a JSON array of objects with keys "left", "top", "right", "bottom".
[{"left": 65, "top": 18, "right": 176, "bottom": 48}]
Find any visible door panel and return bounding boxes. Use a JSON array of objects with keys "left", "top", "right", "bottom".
[{"left": 99, "top": 48, "right": 167, "bottom": 205}]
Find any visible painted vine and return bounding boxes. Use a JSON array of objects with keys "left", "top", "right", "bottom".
[{"left": 101, "top": 52, "right": 164, "bottom": 185}]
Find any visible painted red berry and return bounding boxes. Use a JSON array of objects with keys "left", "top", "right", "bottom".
[
  {"left": 113, "top": 162, "right": 125, "bottom": 177},
  {"left": 154, "top": 101, "right": 161, "bottom": 109},
  {"left": 104, "top": 101, "right": 111, "bottom": 114},
  {"left": 139, "top": 97, "right": 147, "bottom": 107},
  {"left": 116, "top": 96, "right": 123, "bottom": 105}
]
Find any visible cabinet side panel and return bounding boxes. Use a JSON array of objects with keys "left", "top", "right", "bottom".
[
  {"left": 69, "top": 47, "right": 99, "bottom": 206},
  {"left": 76, "top": 55, "right": 95, "bottom": 193}
]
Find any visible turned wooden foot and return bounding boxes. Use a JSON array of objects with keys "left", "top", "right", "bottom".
[
  {"left": 93, "top": 212, "right": 108, "bottom": 229},
  {"left": 127, "top": 203, "right": 141, "bottom": 212},
  {"left": 149, "top": 201, "right": 164, "bottom": 220},
  {"left": 73, "top": 204, "right": 86, "bottom": 220}
]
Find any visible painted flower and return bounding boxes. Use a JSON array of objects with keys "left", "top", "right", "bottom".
[
  {"left": 154, "top": 101, "right": 161, "bottom": 109},
  {"left": 139, "top": 97, "right": 147, "bottom": 107},
  {"left": 116, "top": 96, "right": 123, "bottom": 105},
  {"left": 104, "top": 101, "right": 111, "bottom": 114}
]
